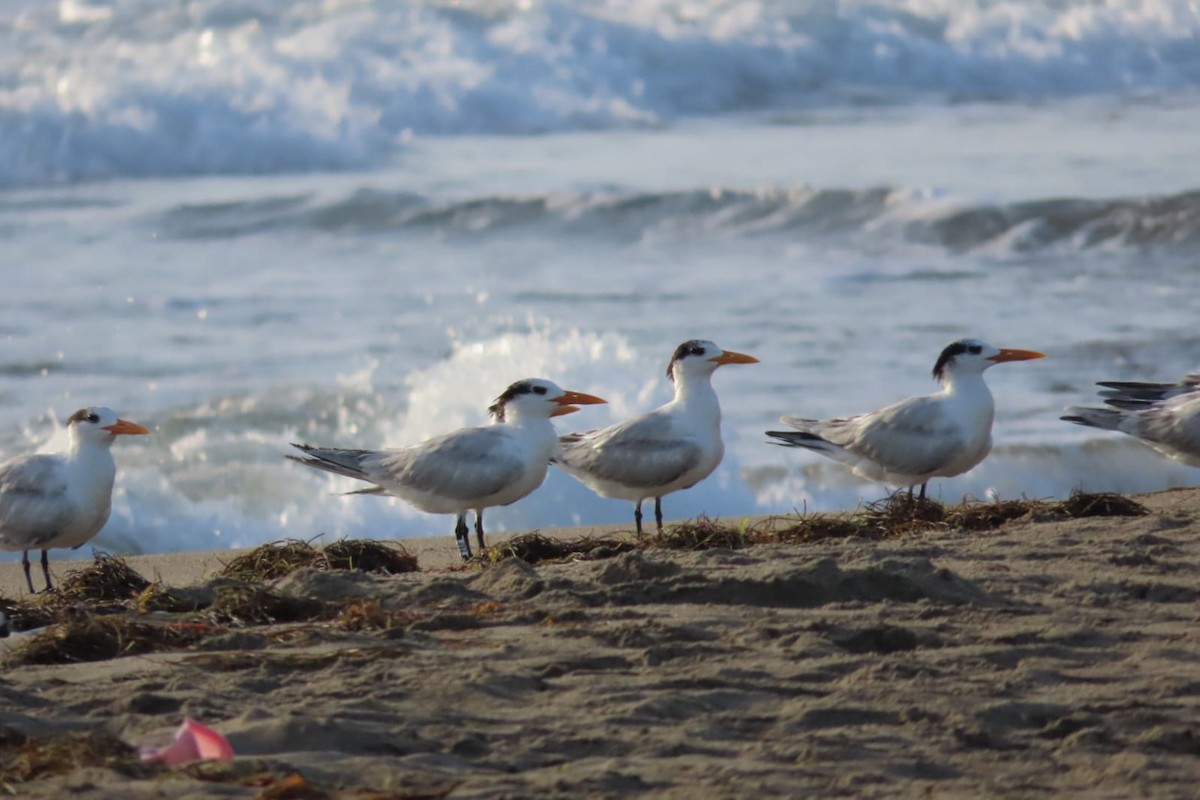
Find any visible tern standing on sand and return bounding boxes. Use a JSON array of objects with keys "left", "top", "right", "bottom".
[
  {"left": 288, "top": 379, "right": 606, "bottom": 561},
  {"left": 767, "top": 338, "right": 1045, "bottom": 499},
  {"left": 1062, "top": 371, "right": 1200, "bottom": 466},
  {"left": 0, "top": 407, "right": 149, "bottom": 593},
  {"left": 553, "top": 339, "right": 759, "bottom": 534}
]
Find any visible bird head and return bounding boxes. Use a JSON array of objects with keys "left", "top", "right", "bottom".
[
  {"left": 488, "top": 379, "right": 606, "bottom": 422},
  {"left": 667, "top": 339, "right": 759, "bottom": 383},
  {"left": 932, "top": 339, "right": 1045, "bottom": 383},
  {"left": 67, "top": 407, "right": 150, "bottom": 445}
]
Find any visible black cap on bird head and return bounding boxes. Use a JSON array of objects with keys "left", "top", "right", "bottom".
[
  {"left": 932, "top": 339, "right": 984, "bottom": 382},
  {"left": 488, "top": 379, "right": 544, "bottom": 422},
  {"left": 666, "top": 340, "right": 710, "bottom": 382}
]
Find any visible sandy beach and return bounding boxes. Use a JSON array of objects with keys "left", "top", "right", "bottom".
[{"left": 2, "top": 490, "right": 1199, "bottom": 798}]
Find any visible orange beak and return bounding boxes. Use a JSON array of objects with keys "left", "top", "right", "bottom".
[
  {"left": 987, "top": 348, "right": 1046, "bottom": 364},
  {"left": 103, "top": 419, "right": 150, "bottom": 435},
  {"left": 552, "top": 390, "right": 607, "bottom": 417},
  {"left": 709, "top": 350, "right": 759, "bottom": 366}
]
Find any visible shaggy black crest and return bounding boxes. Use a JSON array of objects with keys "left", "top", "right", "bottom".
[
  {"left": 667, "top": 340, "right": 710, "bottom": 379},
  {"left": 932, "top": 339, "right": 984, "bottom": 381},
  {"left": 488, "top": 380, "right": 545, "bottom": 421},
  {"left": 68, "top": 408, "right": 100, "bottom": 425}
]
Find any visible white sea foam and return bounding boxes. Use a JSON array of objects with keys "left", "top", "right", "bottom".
[
  {"left": 2, "top": 0, "right": 1199, "bottom": 185},
  {"left": 69, "top": 326, "right": 764, "bottom": 555}
]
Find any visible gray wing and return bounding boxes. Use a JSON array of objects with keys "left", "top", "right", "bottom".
[
  {"left": 367, "top": 427, "right": 527, "bottom": 501},
  {"left": 1099, "top": 373, "right": 1200, "bottom": 406},
  {"left": 0, "top": 455, "right": 74, "bottom": 547},
  {"left": 1123, "top": 394, "right": 1200, "bottom": 457},
  {"left": 793, "top": 395, "right": 972, "bottom": 476},
  {"left": 557, "top": 413, "right": 702, "bottom": 488}
]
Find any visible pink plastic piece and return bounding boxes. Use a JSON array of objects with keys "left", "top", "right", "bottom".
[{"left": 138, "top": 718, "right": 235, "bottom": 765}]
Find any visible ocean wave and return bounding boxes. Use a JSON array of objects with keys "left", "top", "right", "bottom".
[
  {"left": 2, "top": 0, "right": 1199, "bottom": 185},
  {"left": 154, "top": 183, "right": 1200, "bottom": 254}
]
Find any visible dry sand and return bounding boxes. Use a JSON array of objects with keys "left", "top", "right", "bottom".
[{"left": 2, "top": 491, "right": 1200, "bottom": 798}]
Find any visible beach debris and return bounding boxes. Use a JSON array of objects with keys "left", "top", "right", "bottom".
[
  {"left": 653, "top": 516, "right": 750, "bottom": 550},
  {"left": 138, "top": 718, "right": 234, "bottom": 766},
  {"left": 207, "top": 584, "right": 326, "bottom": 626},
  {"left": 135, "top": 581, "right": 210, "bottom": 614},
  {"left": 53, "top": 553, "right": 152, "bottom": 603},
  {"left": 482, "top": 532, "right": 636, "bottom": 565},
  {"left": 220, "top": 539, "right": 418, "bottom": 582},
  {"left": 220, "top": 540, "right": 321, "bottom": 581},
  {"left": 335, "top": 597, "right": 414, "bottom": 632},
  {"left": 318, "top": 539, "right": 419, "bottom": 574},
  {"left": 774, "top": 514, "right": 873, "bottom": 543},
  {"left": 478, "top": 489, "right": 1153, "bottom": 566},
  {"left": 6, "top": 615, "right": 214, "bottom": 665},
  {"left": 253, "top": 773, "right": 331, "bottom": 800},
  {"left": 1058, "top": 491, "right": 1149, "bottom": 518},
  {"left": 2, "top": 555, "right": 157, "bottom": 630},
  {"left": 860, "top": 491, "right": 948, "bottom": 536},
  {"left": 0, "top": 729, "right": 145, "bottom": 784},
  {"left": 944, "top": 499, "right": 1049, "bottom": 531}
]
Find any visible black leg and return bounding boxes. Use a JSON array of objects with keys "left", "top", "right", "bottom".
[
  {"left": 633, "top": 501, "right": 643, "bottom": 536},
  {"left": 475, "top": 510, "right": 486, "bottom": 553},
  {"left": 21, "top": 550, "right": 34, "bottom": 594},
  {"left": 918, "top": 483, "right": 927, "bottom": 501},
  {"left": 455, "top": 514, "right": 472, "bottom": 561},
  {"left": 654, "top": 497, "right": 664, "bottom": 531},
  {"left": 907, "top": 485, "right": 914, "bottom": 500},
  {"left": 40, "top": 549, "right": 52, "bottom": 592}
]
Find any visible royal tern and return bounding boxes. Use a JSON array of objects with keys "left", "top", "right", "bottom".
[
  {"left": 0, "top": 407, "right": 149, "bottom": 593},
  {"left": 288, "top": 379, "right": 606, "bottom": 561},
  {"left": 553, "top": 340, "right": 758, "bottom": 534},
  {"left": 1062, "top": 372, "right": 1200, "bottom": 466},
  {"left": 767, "top": 339, "right": 1045, "bottom": 498}
]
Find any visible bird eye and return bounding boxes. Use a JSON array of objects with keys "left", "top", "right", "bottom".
[
  {"left": 533, "top": 386, "right": 547, "bottom": 395},
  {"left": 86, "top": 413, "right": 100, "bottom": 423},
  {"left": 968, "top": 345, "right": 982, "bottom": 355}
]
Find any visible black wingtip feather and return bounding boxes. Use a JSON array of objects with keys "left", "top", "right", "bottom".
[
  {"left": 765, "top": 430, "right": 824, "bottom": 441},
  {"left": 1103, "top": 398, "right": 1153, "bottom": 410},
  {"left": 765, "top": 430, "right": 829, "bottom": 448}
]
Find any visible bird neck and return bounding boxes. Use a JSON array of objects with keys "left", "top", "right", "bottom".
[
  {"left": 500, "top": 409, "right": 556, "bottom": 436},
  {"left": 670, "top": 372, "right": 721, "bottom": 423},
  {"left": 940, "top": 371, "right": 994, "bottom": 404},
  {"left": 497, "top": 411, "right": 559, "bottom": 461},
  {"left": 66, "top": 434, "right": 115, "bottom": 464}
]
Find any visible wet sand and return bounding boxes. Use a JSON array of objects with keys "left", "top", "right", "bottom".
[{"left": 2, "top": 490, "right": 1199, "bottom": 798}]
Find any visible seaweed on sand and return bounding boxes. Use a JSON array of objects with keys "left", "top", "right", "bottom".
[
  {"left": 772, "top": 513, "right": 874, "bottom": 543},
  {"left": 46, "top": 553, "right": 152, "bottom": 606},
  {"left": 219, "top": 540, "right": 321, "bottom": 582},
  {"left": 318, "top": 540, "right": 419, "bottom": 574},
  {"left": 220, "top": 539, "right": 421, "bottom": 582},
  {"left": 6, "top": 614, "right": 214, "bottom": 665},
  {"left": 0, "top": 729, "right": 148, "bottom": 785},
  {"left": 859, "top": 491, "right": 948, "bottom": 536},
  {"left": 135, "top": 581, "right": 210, "bottom": 614},
  {"left": 206, "top": 584, "right": 327, "bottom": 626},
  {"left": 1057, "top": 490, "right": 1149, "bottom": 518},
  {"left": 481, "top": 533, "right": 636, "bottom": 565},
  {"left": 943, "top": 498, "right": 1049, "bottom": 531},
  {"left": 651, "top": 516, "right": 750, "bottom": 551},
  {"left": 334, "top": 598, "right": 414, "bottom": 633}
]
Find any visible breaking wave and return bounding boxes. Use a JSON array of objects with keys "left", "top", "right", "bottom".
[
  {"left": 153, "top": 184, "right": 1200, "bottom": 254},
  {"left": 2, "top": 0, "right": 1200, "bottom": 185}
]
